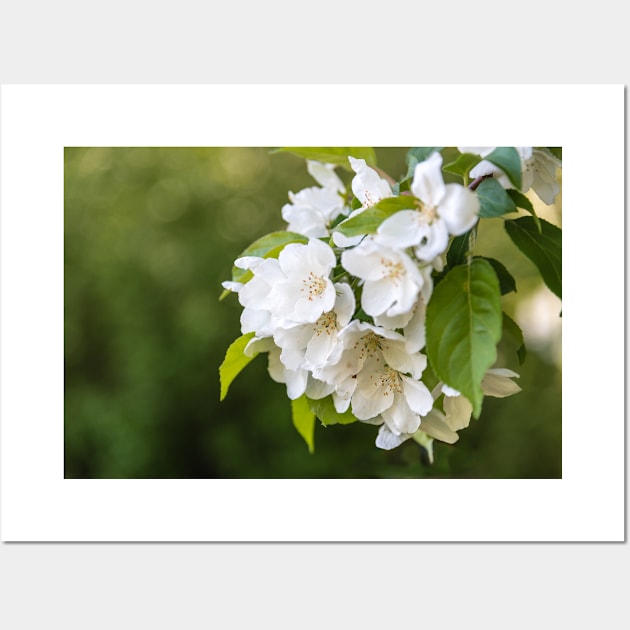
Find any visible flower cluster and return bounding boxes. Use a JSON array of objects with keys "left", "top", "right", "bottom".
[{"left": 220, "top": 147, "right": 562, "bottom": 456}]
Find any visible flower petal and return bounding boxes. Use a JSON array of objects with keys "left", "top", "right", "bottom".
[
  {"left": 443, "top": 393, "right": 473, "bottom": 431},
  {"left": 307, "top": 160, "right": 345, "bottom": 193},
  {"left": 348, "top": 157, "right": 392, "bottom": 207},
  {"left": 417, "top": 409, "right": 459, "bottom": 444},
  {"left": 376, "top": 424, "right": 412, "bottom": 450},
  {"left": 376, "top": 210, "right": 426, "bottom": 249},
  {"left": 410, "top": 152, "right": 445, "bottom": 206},
  {"left": 413, "top": 219, "right": 449, "bottom": 262},
  {"left": 381, "top": 395, "right": 421, "bottom": 434},
  {"left": 361, "top": 278, "right": 398, "bottom": 317},
  {"left": 481, "top": 370, "right": 521, "bottom": 398},
  {"left": 401, "top": 376, "right": 434, "bottom": 416},
  {"left": 439, "top": 184, "right": 480, "bottom": 236}
]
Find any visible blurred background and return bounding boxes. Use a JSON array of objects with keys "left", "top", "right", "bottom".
[{"left": 64, "top": 147, "right": 562, "bottom": 479}]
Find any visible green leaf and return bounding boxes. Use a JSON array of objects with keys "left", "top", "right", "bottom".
[
  {"left": 502, "top": 312, "right": 527, "bottom": 365},
  {"left": 230, "top": 231, "right": 308, "bottom": 284},
  {"left": 446, "top": 231, "right": 473, "bottom": 268},
  {"left": 219, "top": 333, "right": 257, "bottom": 401},
  {"left": 272, "top": 147, "right": 377, "bottom": 171},
  {"left": 334, "top": 196, "right": 416, "bottom": 237},
  {"left": 443, "top": 152, "right": 482, "bottom": 180},
  {"left": 485, "top": 147, "right": 522, "bottom": 190},
  {"left": 307, "top": 395, "right": 358, "bottom": 426},
  {"left": 425, "top": 259, "right": 502, "bottom": 418},
  {"left": 504, "top": 217, "right": 562, "bottom": 298},
  {"left": 506, "top": 188, "right": 541, "bottom": 232},
  {"left": 476, "top": 178, "right": 517, "bottom": 218},
  {"left": 474, "top": 256, "right": 516, "bottom": 295},
  {"left": 291, "top": 395, "right": 316, "bottom": 453}
]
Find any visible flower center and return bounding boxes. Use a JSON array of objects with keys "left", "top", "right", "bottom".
[
  {"left": 416, "top": 199, "right": 438, "bottom": 223},
  {"left": 301, "top": 272, "right": 328, "bottom": 301},
  {"left": 314, "top": 311, "right": 337, "bottom": 336},
  {"left": 371, "top": 365, "right": 403, "bottom": 396},
  {"left": 380, "top": 257, "right": 405, "bottom": 285},
  {"left": 354, "top": 331, "right": 384, "bottom": 362}
]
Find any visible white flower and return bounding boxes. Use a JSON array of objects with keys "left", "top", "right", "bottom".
[
  {"left": 282, "top": 161, "right": 347, "bottom": 238},
  {"left": 237, "top": 238, "right": 338, "bottom": 336},
  {"left": 237, "top": 256, "right": 286, "bottom": 338},
  {"left": 331, "top": 156, "right": 393, "bottom": 248},
  {"left": 314, "top": 321, "right": 426, "bottom": 414},
  {"left": 270, "top": 238, "right": 337, "bottom": 323},
  {"left": 272, "top": 283, "right": 355, "bottom": 371},
  {"left": 348, "top": 156, "right": 393, "bottom": 209},
  {"left": 418, "top": 368, "right": 522, "bottom": 444},
  {"left": 461, "top": 146, "right": 562, "bottom": 205},
  {"left": 375, "top": 152, "right": 480, "bottom": 262},
  {"left": 341, "top": 237, "right": 425, "bottom": 318},
  {"left": 351, "top": 357, "right": 433, "bottom": 437}
]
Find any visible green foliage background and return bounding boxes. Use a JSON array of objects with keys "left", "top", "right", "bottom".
[{"left": 64, "top": 147, "right": 562, "bottom": 478}]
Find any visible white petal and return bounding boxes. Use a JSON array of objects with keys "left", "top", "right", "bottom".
[
  {"left": 443, "top": 394, "right": 473, "bottom": 431},
  {"left": 241, "top": 307, "right": 271, "bottom": 336},
  {"left": 374, "top": 309, "right": 414, "bottom": 331},
  {"left": 410, "top": 152, "right": 445, "bottom": 206},
  {"left": 341, "top": 246, "right": 382, "bottom": 281},
  {"left": 307, "top": 161, "right": 345, "bottom": 193},
  {"left": 469, "top": 158, "right": 499, "bottom": 180},
  {"left": 376, "top": 424, "right": 412, "bottom": 450},
  {"left": 221, "top": 281, "right": 242, "bottom": 293},
  {"left": 234, "top": 255, "right": 263, "bottom": 271},
  {"left": 439, "top": 184, "right": 480, "bottom": 236},
  {"left": 381, "top": 395, "right": 421, "bottom": 434},
  {"left": 481, "top": 371, "right": 521, "bottom": 398},
  {"left": 442, "top": 384, "right": 461, "bottom": 397},
  {"left": 413, "top": 219, "right": 449, "bottom": 262},
  {"left": 332, "top": 226, "right": 365, "bottom": 248},
  {"left": 381, "top": 341, "right": 426, "bottom": 379},
  {"left": 361, "top": 278, "right": 398, "bottom": 316},
  {"left": 352, "top": 368, "right": 395, "bottom": 420},
  {"left": 333, "top": 282, "right": 356, "bottom": 326},
  {"left": 267, "top": 347, "right": 285, "bottom": 383},
  {"left": 376, "top": 210, "right": 426, "bottom": 249},
  {"left": 417, "top": 409, "right": 459, "bottom": 444},
  {"left": 279, "top": 347, "right": 306, "bottom": 371},
  {"left": 348, "top": 157, "right": 392, "bottom": 207},
  {"left": 305, "top": 327, "right": 337, "bottom": 367},
  {"left": 284, "top": 368, "right": 308, "bottom": 400},
  {"left": 306, "top": 237, "right": 337, "bottom": 270},
  {"left": 293, "top": 281, "right": 336, "bottom": 323},
  {"left": 273, "top": 323, "right": 314, "bottom": 351},
  {"left": 351, "top": 386, "right": 394, "bottom": 421},
  {"left": 305, "top": 375, "right": 335, "bottom": 400},
  {"left": 401, "top": 376, "right": 434, "bottom": 416},
  {"left": 282, "top": 203, "right": 328, "bottom": 239},
  {"left": 402, "top": 300, "right": 426, "bottom": 353}
]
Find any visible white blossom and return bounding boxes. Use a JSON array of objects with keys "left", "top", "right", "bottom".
[
  {"left": 272, "top": 283, "right": 355, "bottom": 372},
  {"left": 282, "top": 161, "right": 347, "bottom": 238},
  {"left": 341, "top": 237, "right": 425, "bottom": 318},
  {"left": 314, "top": 321, "right": 426, "bottom": 414},
  {"left": 331, "top": 156, "right": 393, "bottom": 248},
  {"left": 376, "top": 152, "right": 480, "bottom": 262},
  {"left": 351, "top": 357, "right": 433, "bottom": 437}
]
